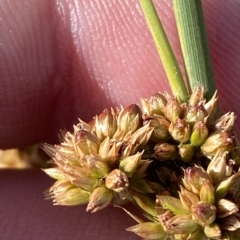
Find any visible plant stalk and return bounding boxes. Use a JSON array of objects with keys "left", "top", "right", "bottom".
[
  {"left": 139, "top": 0, "right": 188, "bottom": 102},
  {"left": 172, "top": 0, "right": 216, "bottom": 100}
]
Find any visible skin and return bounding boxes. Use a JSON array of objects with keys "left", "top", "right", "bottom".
[{"left": 0, "top": 0, "right": 240, "bottom": 239}]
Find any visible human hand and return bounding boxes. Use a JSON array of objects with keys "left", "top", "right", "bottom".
[{"left": 1, "top": 1, "right": 240, "bottom": 239}]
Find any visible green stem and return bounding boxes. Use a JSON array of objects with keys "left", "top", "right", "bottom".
[
  {"left": 172, "top": 0, "right": 215, "bottom": 100},
  {"left": 139, "top": 0, "right": 188, "bottom": 102}
]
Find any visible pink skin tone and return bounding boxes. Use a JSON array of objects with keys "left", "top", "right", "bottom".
[{"left": 0, "top": 0, "right": 240, "bottom": 239}]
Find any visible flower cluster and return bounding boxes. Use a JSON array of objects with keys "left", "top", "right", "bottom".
[{"left": 44, "top": 87, "right": 240, "bottom": 239}]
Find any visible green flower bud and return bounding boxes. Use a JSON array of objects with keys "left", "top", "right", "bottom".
[
  {"left": 162, "top": 214, "right": 200, "bottom": 235},
  {"left": 187, "top": 228, "right": 208, "bottom": 240},
  {"left": 74, "top": 130, "right": 99, "bottom": 157},
  {"left": 207, "top": 151, "right": 227, "bottom": 186},
  {"left": 93, "top": 109, "right": 117, "bottom": 140},
  {"left": 185, "top": 104, "right": 208, "bottom": 124},
  {"left": 72, "top": 175, "right": 100, "bottom": 192},
  {"left": 143, "top": 115, "right": 170, "bottom": 142},
  {"left": 156, "top": 195, "right": 188, "bottom": 215},
  {"left": 43, "top": 167, "right": 64, "bottom": 180},
  {"left": 215, "top": 172, "right": 240, "bottom": 200},
  {"left": 153, "top": 143, "right": 177, "bottom": 161},
  {"left": 174, "top": 233, "right": 190, "bottom": 239},
  {"left": 113, "top": 104, "right": 142, "bottom": 139},
  {"left": 178, "top": 144, "right": 195, "bottom": 162},
  {"left": 81, "top": 154, "right": 110, "bottom": 178},
  {"left": 190, "top": 121, "right": 209, "bottom": 147},
  {"left": 105, "top": 169, "right": 129, "bottom": 192},
  {"left": 132, "top": 191, "right": 157, "bottom": 216},
  {"left": 191, "top": 202, "right": 216, "bottom": 227},
  {"left": 48, "top": 180, "right": 90, "bottom": 206},
  {"left": 164, "top": 97, "right": 182, "bottom": 122},
  {"left": 131, "top": 179, "right": 156, "bottom": 193},
  {"left": 119, "top": 151, "right": 142, "bottom": 177},
  {"left": 216, "top": 199, "right": 238, "bottom": 218},
  {"left": 54, "top": 187, "right": 90, "bottom": 206},
  {"left": 169, "top": 118, "right": 191, "bottom": 143},
  {"left": 201, "top": 132, "right": 234, "bottom": 158},
  {"left": 126, "top": 222, "right": 167, "bottom": 240},
  {"left": 131, "top": 160, "right": 152, "bottom": 181},
  {"left": 179, "top": 186, "right": 199, "bottom": 211},
  {"left": 183, "top": 167, "right": 212, "bottom": 195},
  {"left": 199, "top": 182, "right": 215, "bottom": 204},
  {"left": 86, "top": 186, "right": 113, "bottom": 213},
  {"left": 204, "top": 223, "right": 221, "bottom": 239},
  {"left": 189, "top": 87, "right": 204, "bottom": 106}
]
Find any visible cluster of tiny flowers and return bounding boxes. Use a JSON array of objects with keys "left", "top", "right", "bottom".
[{"left": 44, "top": 87, "right": 240, "bottom": 239}]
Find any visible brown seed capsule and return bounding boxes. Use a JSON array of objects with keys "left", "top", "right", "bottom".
[
  {"left": 201, "top": 132, "right": 234, "bottom": 158},
  {"left": 183, "top": 167, "right": 212, "bottom": 195},
  {"left": 105, "top": 169, "right": 129, "bottom": 192},
  {"left": 98, "top": 137, "right": 121, "bottom": 165},
  {"left": 164, "top": 97, "right": 182, "bottom": 122},
  {"left": 211, "top": 112, "right": 236, "bottom": 133},
  {"left": 204, "top": 91, "right": 218, "bottom": 124},
  {"left": 218, "top": 213, "right": 240, "bottom": 231},
  {"left": 74, "top": 130, "right": 100, "bottom": 158},
  {"left": 153, "top": 143, "right": 177, "bottom": 161},
  {"left": 189, "top": 87, "right": 205, "bottom": 106},
  {"left": 216, "top": 199, "right": 239, "bottom": 218},
  {"left": 162, "top": 214, "right": 200, "bottom": 235},
  {"left": 169, "top": 118, "right": 191, "bottom": 143},
  {"left": 143, "top": 115, "right": 170, "bottom": 142},
  {"left": 191, "top": 202, "right": 217, "bottom": 227},
  {"left": 81, "top": 154, "right": 110, "bottom": 178},
  {"left": 185, "top": 104, "right": 208, "bottom": 124},
  {"left": 113, "top": 104, "right": 142, "bottom": 140},
  {"left": 207, "top": 151, "right": 227, "bottom": 186},
  {"left": 93, "top": 108, "right": 117, "bottom": 140},
  {"left": 179, "top": 186, "right": 199, "bottom": 211},
  {"left": 149, "top": 93, "right": 167, "bottom": 115}
]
